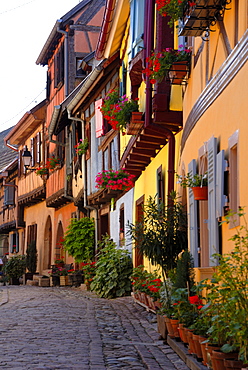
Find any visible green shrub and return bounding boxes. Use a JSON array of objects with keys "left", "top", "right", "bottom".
[
  {"left": 91, "top": 235, "right": 133, "bottom": 298},
  {"left": 62, "top": 217, "right": 95, "bottom": 262}
]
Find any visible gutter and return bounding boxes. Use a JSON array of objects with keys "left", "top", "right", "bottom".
[
  {"left": 67, "top": 60, "right": 106, "bottom": 113},
  {"left": 48, "top": 106, "right": 66, "bottom": 147},
  {"left": 95, "top": 0, "right": 116, "bottom": 60}
]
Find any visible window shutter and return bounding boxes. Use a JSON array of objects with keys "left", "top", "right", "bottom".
[
  {"left": 16, "top": 233, "right": 19, "bottom": 253},
  {"left": 4, "top": 183, "right": 15, "bottom": 206},
  {"left": 207, "top": 136, "right": 219, "bottom": 266},
  {"left": 31, "top": 138, "right": 34, "bottom": 167},
  {"left": 37, "top": 132, "right": 41, "bottom": 164},
  {"left": 188, "top": 159, "right": 198, "bottom": 267},
  {"left": 129, "top": 0, "right": 145, "bottom": 60},
  {"left": 18, "top": 150, "right": 22, "bottom": 177},
  {"left": 95, "top": 99, "right": 104, "bottom": 138},
  {"left": 10, "top": 233, "right": 14, "bottom": 254},
  {"left": 216, "top": 150, "right": 228, "bottom": 218}
]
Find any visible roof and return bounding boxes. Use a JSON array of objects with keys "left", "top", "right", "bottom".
[
  {"left": 0, "top": 127, "right": 18, "bottom": 173},
  {"left": 36, "top": 0, "right": 92, "bottom": 66}
]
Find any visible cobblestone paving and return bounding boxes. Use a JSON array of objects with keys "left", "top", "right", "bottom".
[{"left": 0, "top": 286, "right": 189, "bottom": 369}]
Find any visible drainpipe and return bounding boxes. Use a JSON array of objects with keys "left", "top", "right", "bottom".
[
  {"left": 57, "top": 19, "right": 69, "bottom": 97},
  {"left": 4, "top": 140, "right": 18, "bottom": 152},
  {"left": 145, "top": 0, "right": 175, "bottom": 199},
  {"left": 67, "top": 110, "right": 99, "bottom": 251},
  {"left": 48, "top": 106, "right": 67, "bottom": 147}
]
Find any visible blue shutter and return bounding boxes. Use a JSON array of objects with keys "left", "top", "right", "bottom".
[
  {"left": 216, "top": 150, "right": 228, "bottom": 218},
  {"left": 207, "top": 137, "right": 219, "bottom": 266},
  {"left": 188, "top": 159, "right": 198, "bottom": 267}
]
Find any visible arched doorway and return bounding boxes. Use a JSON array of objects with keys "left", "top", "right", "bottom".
[
  {"left": 43, "top": 216, "right": 52, "bottom": 270},
  {"left": 55, "top": 221, "right": 64, "bottom": 262}
]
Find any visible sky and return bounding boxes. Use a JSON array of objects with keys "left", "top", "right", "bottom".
[{"left": 0, "top": 0, "right": 82, "bottom": 132}]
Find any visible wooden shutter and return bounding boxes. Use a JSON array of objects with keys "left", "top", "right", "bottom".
[
  {"left": 37, "top": 132, "right": 41, "bottom": 164},
  {"left": 31, "top": 138, "right": 34, "bottom": 167},
  {"left": 216, "top": 150, "right": 228, "bottom": 218},
  {"left": 207, "top": 137, "right": 219, "bottom": 266},
  {"left": 4, "top": 183, "right": 15, "bottom": 206},
  {"left": 16, "top": 233, "right": 19, "bottom": 253},
  {"left": 188, "top": 159, "right": 198, "bottom": 267},
  {"left": 10, "top": 234, "right": 14, "bottom": 253},
  {"left": 95, "top": 99, "right": 104, "bottom": 138}
]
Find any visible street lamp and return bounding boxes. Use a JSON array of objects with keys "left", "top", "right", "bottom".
[{"left": 22, "top": 148, "right": 35, "bottom": 171}]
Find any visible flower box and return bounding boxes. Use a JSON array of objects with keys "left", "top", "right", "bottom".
[
  {"left": 179, "top": 0, "right": 231, "bottom": 37},
  {"left": 59, "top": 276, "right": 69, "bottom": 286},
  {"left": 38, "top": 277, "right": 50, "bottom": 287},
  {"left": 169, "top": 61, "right": 189, "bottom": 85},
  {"left": 126, "top": 112, "right": 144, "bottom": 135}
]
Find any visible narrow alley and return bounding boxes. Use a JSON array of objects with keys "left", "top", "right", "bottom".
[{"left": 0, "top": 286, "right": 189, "bottom": 370}]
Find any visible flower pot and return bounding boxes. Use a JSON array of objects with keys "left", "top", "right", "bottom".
[
  {"left": 157, "top": 314, "right": 168, "bottom": 339},
  {"left": 199, "top": 337, "right": 208, "bottom": 366},
  {"left": 178, "top": 323, "right": 188, "bottom": 344},
  {"left": 126, "top": 113, "right": 143, "bottom": 135},
  {"left": 186, "top": 329, "right": 196, "bottom": 355},
  {"left": 170, "top": 319, "right": 180, "bottom": 339},
  {"left": 206, "top": 344, "right": 221, "bottom": 369},
  {"left": 193, "top": 334, "right": 203, "bottom": 360},
  {"left": 211, "top": 350, "right": 239, "bottom": 370},
  {"left": 10, "top": 277, "right": 20, "bottom": 285},
  {"left": 164, "top": 316, "right": 174, "bottom": 338},
  {"left": 169, "top": 61, "right": 189, "bottom": 85},
  {"left": 146, "top": 295, "right": 156, "bottom": 310},
  {"left": 38, "top": 277, "right": 50, "bottom": 287},
  {"left": 59, "top": 276, "right": 69, "bottom": 286},
  {"left": 140, "top": 292, "right": 148, "bottom": 306},
  {"left": 224, "top": 359, "right": 248, "bottom": 370},
  {"left": 50, "top": 275, "right": 60, "bottom": 287},
  {"left": 192, "top": 186, "right": 208, "bottom": 200}
]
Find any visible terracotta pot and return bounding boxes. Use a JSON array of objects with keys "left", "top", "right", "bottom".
[
  {"left": 193, "top": 334, "right": 203, "bottom": 360},
  {"left": 126, "top": 113, "right": 143, "bottom": 135},
  {"left": 211, "top": 350, "right": 239, "bottom": 370},
  {"left": 186, "top": 329, "right": 196, "bottom": 355},
  {"left": 192, "top": 186, "right": 208, "bottom": 200},
  {"left": 170, "top": 319, "right": 180, "bottom": 339},
  {"left": 178, "top": 323, "right": 188, "bottom": 344},
  {"left": 199, "top": 337, "right": 208, "bottom": 366},
  {"left": 164, "top": 316, "right": 174, "bottom": 338},
  {"left": 224, "top": 359, "right": 248, "bottom": 370},
  {"left": 206, "top": 344, "right": 221, "bottom": 369},
  {"left": 169, "top": 61, "right": 189, "bottom": 85}
]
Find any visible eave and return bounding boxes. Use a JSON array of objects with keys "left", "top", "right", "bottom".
[
  {"left": 18, "top": 185, "right": 46, "bottom": 207},
  {"left": 46, "top": 188, "right": 72, "bottom": 209},
  {"left": 0, "top": 220, "right": 16, "bottom": 234}
]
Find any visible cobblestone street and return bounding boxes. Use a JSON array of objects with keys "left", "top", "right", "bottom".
[{"left": 0, "top": 286, "right": 189, "bottom": 370}]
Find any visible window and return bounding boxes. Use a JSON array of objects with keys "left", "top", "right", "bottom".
[
  {"left": 129, "top": 0, "right": 145, "bottom": 61},
  {"left": 10, "top": 232, "right": 19, "bottom": 253},
  {"left": 4, "top": 182, "right": 15, "bottom": 206},
  {"left": 27, "top": 224, "right": 37, "bottom": 247},
  {"left": 119, "top": 204, "right": 125, "bottom": 247},
  {"left": 54, "top": 44, "right": 64, "bottom": 88}
]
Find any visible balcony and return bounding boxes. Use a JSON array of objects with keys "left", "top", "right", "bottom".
[{"left": 179, "top": 0, "right": 231, "bottom": 37}]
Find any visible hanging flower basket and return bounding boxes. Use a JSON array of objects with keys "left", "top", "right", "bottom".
[
  {"left": 169, "top": 61, "right": 189, "bottom": 85},
  {"left": 192, "top": 186, "right": 208, "bottom": 200},
  {"left": 126, "top": 112, "right": 144, "bottom": 135},
  {"left": 95, "top": 169, "right": 135, "bottom": 192}
]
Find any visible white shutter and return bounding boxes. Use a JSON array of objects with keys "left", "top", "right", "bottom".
[
  {"left": 207, "top": 137, "right": 219, "bottom": 266},
  {"left": 216, "top": 150, "right": 228, "bottom": 218},
  {"left": 188, "top": 159, "right": 198, "bottom": 267}
]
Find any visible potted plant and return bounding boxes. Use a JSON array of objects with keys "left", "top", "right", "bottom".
[
  {"left": 95, "top": 169, "right": 135, "bottom": 192},
  {"left": 3, "top": 255, "right": 26, "bottom": 285},
  {"left": 75, "top": 138, "right": 89, "bottom": 156},
  {"left": 128, "top": 192, "right": 188, "bottom": 280},
  {"left": 143, "top": 46, "right": 191, "bottom": 84},
  {"left": 62, "top": 217, "right": 95, "bottom": 263},
  {"left": 90, "top": 235, "right": 133, "bottom": 298},
  {"left": 155, "top": 0, "right": 190, "bottom": 28},
  {"left": 177, "top": 172, "right": 208, "bottom": 200},
  {"left": 100, "top": 89, "right": 140, "bottom": 132},
  {"left": 35, "top": 166, "right": 49, "bottom": 176},
  {"left": 25, "top": 240, "right": 38, "bottom": 282},
  {"left": 81, "top": 261, "right": 96, "bottom": 290}
]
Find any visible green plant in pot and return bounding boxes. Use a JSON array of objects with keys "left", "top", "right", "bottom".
[
  {"left": 4, "top": 255, "right": 26, "bottom": 284},
  {"left": 203, "top": 208, "right": 248, "bottom": 364},
  {"left": 91, "top": 235, "right": 133, "bottom": 298},
  {"left": 177, "top": 172, "right": 208, "bottom": 200},
  {"left": 128, "top": 192, "right": 188, "bottom": 280},
  {"left": 62, "top": 217, "right": 95, "bottom": 263}
]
